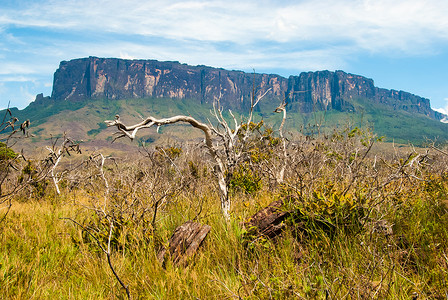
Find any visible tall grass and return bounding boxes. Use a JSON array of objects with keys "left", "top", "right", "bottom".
[{"left": 1, "top": 127, "right": 448, "bottom": 299}]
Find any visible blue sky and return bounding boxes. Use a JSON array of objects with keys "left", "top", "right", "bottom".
[{"left": 1, "top": 0, "right": 448, "bottom": 115}]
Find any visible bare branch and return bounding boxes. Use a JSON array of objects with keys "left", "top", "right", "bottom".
[
  {"left": 106, "top": 113, "right": 230, "bottom": 218},
  {"left": 62, "top": 217, "right": 130, "bottom": 299}
]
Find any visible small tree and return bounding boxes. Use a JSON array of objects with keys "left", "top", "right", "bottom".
[
  {"left": 0, "top": 106, "right": 31, "bottom": 222},
  {"left": 105, "top": 89, "right": 274, "bottom": 219},
  {"left": 45, "top": 135, "right": 81, "bottom": 194}
]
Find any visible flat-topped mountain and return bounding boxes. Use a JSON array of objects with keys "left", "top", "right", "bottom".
[
  {"left": 5, "top": 57, "right": 447, "bottom": 149},
  {"left": 34, "top": 57, "right": 443, "bottom": 121}
]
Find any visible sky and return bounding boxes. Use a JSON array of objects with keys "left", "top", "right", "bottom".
[{"left": 1, "top": 0, "right": 448, "bottom": 115}]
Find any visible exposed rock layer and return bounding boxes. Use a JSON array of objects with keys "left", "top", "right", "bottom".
[{"left": 40, "top": 57, "right": 443, "bottom": 120}]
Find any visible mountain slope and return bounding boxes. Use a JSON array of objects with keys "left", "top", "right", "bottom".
[{"left": 4, "top": 57, "right": 448, "bottom": 150}]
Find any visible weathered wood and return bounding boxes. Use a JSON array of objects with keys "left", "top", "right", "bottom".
[
  {"left": 244, "top": 197, "right": 296, "bottom": 239},
  {"left": 157, "top": 221, "right": 211, "bottom": 266}
]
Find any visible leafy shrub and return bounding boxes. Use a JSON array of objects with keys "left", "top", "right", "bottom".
[
  {"left": 297, "top": 186, "right": 367, "bottom": 236},
  {"left": 155, "top": 146, "right": 182, "bottom": 160},
  {"left": 0, "top": 142, "right": 17, "bottom": 161},
  {"left": 78, "top": 214, "right": 130, "bottom": 252},
  {"left": 229, "top": 163, "right": 262, "bottom": 194}
]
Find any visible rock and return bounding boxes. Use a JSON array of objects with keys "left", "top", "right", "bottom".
[
  {"left": 33, "top": 93, "right": 52, "bottom": 105},
  {"left": 372, "top": 219, "right": 394, "bottom": 236},
  {"left": 51, "top": 57, "right": 286, "bottom": 110},
  {"left": 157, "top": 221, "right": 211, "bottom": 266},
  {"left": 43, "top": 56, "right": 443, "bottom": 120},
  {"left": 244, "top": 197, "right": 297, "bottom": 239}
]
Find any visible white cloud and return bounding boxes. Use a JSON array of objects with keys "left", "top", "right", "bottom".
[
  {"left": 0, "top": 75, "right": 35, "bottom": 82},
  {"left": 434, "top": 98, "right": 448, "bottom": 123},
  {"left": 19, "top": 86, "right": 36, "bottom": 106},
  {"left": 2, "top": 0, "right": 448, "bottom": 54},
  {"left": 271, "top": 0, "right": 448, "bottom": 53},
  {"left": 53, "top": 38, "right": 350, "bottom": 76},
  {"left": 434, "top": 98, "right": 448, "bottom": 114},
  {"left": 119, "top": 52, "right": 135, "bottom": 60},
  {"left": 433, "top": 108, "right": 447, "bottom": 115},
  {"left": 0, "top": 1, "right": 447, "bottom": 90},
  {"left": 1, "top": 0, "right": 448, "bottom": 110},
  {"left": 0, "top": 63, "right": 38, "bottom": 75}
]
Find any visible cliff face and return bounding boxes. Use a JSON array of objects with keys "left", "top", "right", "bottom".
[
  {"left": 286, "top": 71, "right": 374, "bottom": 113},
  {"left": 47, "top": 57, "right": 443, "bottom": 120},
  {"left": 50, "top": 57, "right": 287, "bottom": 110},
  {"left": 286, "top": 70, "right": 442, "bottom": 119}
]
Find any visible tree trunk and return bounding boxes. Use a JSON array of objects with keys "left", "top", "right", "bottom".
[{"left": 217, "top": 170, "right": 230, "bottom": 219}]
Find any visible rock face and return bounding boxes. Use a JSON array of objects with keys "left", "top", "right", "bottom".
[
  {"left": 50, "top": 57, "right": 286, "bottom": 111},
  {"left": 47, "top": 57, "right": 444, "bottom": 120},
  {"left": 286, "top": 71, "right": 441, "bottom": 119}
]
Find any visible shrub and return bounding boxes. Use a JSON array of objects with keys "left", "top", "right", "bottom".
[
  {"left": 228, "top": 163, "right": 262, "bottom": 195},
  {"left": 0, "top": 142, "right": 17, "bottom": 161}
]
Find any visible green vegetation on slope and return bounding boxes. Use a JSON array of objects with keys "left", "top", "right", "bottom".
[
  {"left": 278, "top": 97, "right": 448, "bottom": 146},
  {"left": 2, "top": 95, "right": 448, "bottom": 148},
  {"left": 350, "top": 97, "right": 448, "bottom": 145}
]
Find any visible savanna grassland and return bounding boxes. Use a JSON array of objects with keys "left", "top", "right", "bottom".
[{"left": 1, "top": 122, "right": 448, "bottom": 299}]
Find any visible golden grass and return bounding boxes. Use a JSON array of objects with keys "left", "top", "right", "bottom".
[
  {"left": 2, "top": 129, "right": 448, "bottom": 299},
  {"left": 1, "top": 184, "right": 447, "bottom": 299}
]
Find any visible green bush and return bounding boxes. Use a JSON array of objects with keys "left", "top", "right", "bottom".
[
  {"left": 229, "top": 163, "right": 262, "bottom": 194},
  {"left": 0, "top": 142, "right": 18, "bottom": 161}
]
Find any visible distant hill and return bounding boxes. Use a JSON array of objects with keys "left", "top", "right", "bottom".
[{"left": 5, "top": 57, "right": 448, "bottom": 151}]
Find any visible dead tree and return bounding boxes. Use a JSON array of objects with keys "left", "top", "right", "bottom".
[
  {"left": 87, "top": 152, "right": 110, "bottom": 195},
  {"left": 273, "top": 99, "right": 288, "bottom": 184},
  {"left": 45, "top": 135, "right": 81, "bottom": 194},
  {"left": 106, "top": 113, "right": 231, "bottom": 216},
  {"left": 105, "top": 89, "right": 272, "bottom": 219},
  {"left": 0, "top": 106, "right": 31, "bottom": 218}
]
